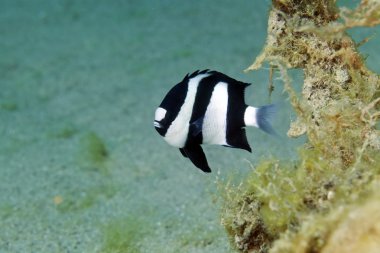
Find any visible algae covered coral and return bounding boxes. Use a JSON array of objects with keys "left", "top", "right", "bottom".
[{"left": 221, "top": 0, "right": 380, "bottom": 252}]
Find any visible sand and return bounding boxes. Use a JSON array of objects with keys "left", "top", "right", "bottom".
[{"left": 0, "top": 0, "right": 379, "bottom": 252}]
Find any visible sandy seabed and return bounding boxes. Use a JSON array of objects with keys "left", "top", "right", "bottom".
[{"left": 1, "top": 1, "right": 379, "bottom": 252}]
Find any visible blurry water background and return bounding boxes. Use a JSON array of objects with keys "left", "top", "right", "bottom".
[{"left": 0, "top": 0, "right": 379, "bottom": 252}]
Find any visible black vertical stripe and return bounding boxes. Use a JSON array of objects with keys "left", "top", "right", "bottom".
[
  {"left": 159, "top": 76, "right": 189, "bottom": 136},
  {"left": 186, "top": 73, "right": 220, "bottom": 144},
  {"left": 226, "top": 79, "right": 252, "bottom": 152}
]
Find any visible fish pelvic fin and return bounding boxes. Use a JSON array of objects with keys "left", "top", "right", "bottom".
[
  {"left": 179, "top": 148, "right": 188, "bottom": 158},
  {"left": 182, "top": 144, "right": 211, "bottom": 173}
]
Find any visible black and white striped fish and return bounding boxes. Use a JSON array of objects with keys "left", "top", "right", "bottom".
[{"left": 154, "top": 70, "right": 275, "bottom": 173}]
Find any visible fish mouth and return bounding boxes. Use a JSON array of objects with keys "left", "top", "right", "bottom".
[{"left": 153, "top": 121, "right": 163, "bottom": 128}]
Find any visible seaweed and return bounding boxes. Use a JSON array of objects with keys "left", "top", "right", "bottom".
[
  {"left": 0, "top": 102, "right": 18, "bottom": 111},
  {"left": 78, "top": 132, "right": 109, "bottom": 174},
  {"left": 49, "top": 124, "right": 78, "bottom": 139},
  {"left": 221, "top": 0, "right": 380, "bottom": 252},
  {"left": 81, "top": 132, "right": 108, "bottom": 162},
  {"left": 54, "top": 183, "right": 116, "bottom": 213},
  {"left": 100, "top": 217, "right": 148, "bottom": 253}
]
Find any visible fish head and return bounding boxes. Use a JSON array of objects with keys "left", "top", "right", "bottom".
[
  {"left": 153, "top": 107, "right": 169, "bottom": 136},
  {"left": 154, "top": 77, "right": 188, "bottom": 138}
]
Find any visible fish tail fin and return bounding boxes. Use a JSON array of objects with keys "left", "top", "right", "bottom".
[
  {"left": 256, "top": 104, "right": 277, "bottom": 135},
  {"left": 245, "top": 104, "right": 277, "bottom": 136}
]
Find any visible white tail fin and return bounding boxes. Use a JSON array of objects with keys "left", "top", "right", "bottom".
[{"left": 244, "top": 105, "right": 276, "bottom": 135}]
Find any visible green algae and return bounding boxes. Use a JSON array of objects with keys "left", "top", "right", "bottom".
[
  {"left": 56, "top": 183, "right": 116, "bottom": 213},
  {"left": 0, "top": 204, "right": 16, "bottom": 220},
  {"left": 78, "top": 132, "right": 109, "bottom": 174},
  {"left": 0, "top": 102, "right": 18, "bottom": 111},
  {"left": 100, "top": 218, "right": 148, "bottom": 253},
  {"left": 221, "top": 0, "right": 380, "bottom": 252},
  {"left": 51, "top": 125, "right": 78, "bottom": 139},
  {"left": 80, "top": 132, "right": 108, "bottom": 163},
  {"left": 177, "top": 224, "right": 220, "bottom": 250}
]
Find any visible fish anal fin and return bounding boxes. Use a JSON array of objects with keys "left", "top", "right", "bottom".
[
  {"left": 183, "top": 145, "right": 211, "bottom": 173},
  {"left": 226, "top": 128, "right": 252, "bottom": 153}
]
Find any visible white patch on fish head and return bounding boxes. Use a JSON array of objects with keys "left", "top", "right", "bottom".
[
  {"left": 154, "top": 107, "right": 167, "bottom": 123},
  {"left": 154, "top": 107, "right": 168, "bottom": 136}
]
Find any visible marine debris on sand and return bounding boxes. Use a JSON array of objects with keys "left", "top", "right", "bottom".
[{"left": 221, "top": 0, "right": 380, "bottom": 252}]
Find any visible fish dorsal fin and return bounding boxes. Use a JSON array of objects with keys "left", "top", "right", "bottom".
[
  {"left": 199, "top": 70, "right": 249, "bottom": 86},
  {"left": 188, "top": 69, "right": 210, "bottom": 79},
  {"left": 227, "top": 78, "right": 251, "bottom": 88},
  {"left": 236, "top": 81, "right": 251, "bottom": 87},
  {"left": 182, "top": 73, "right": 189, "bottom": 81},
  {"left": 189, "top": 117, "right": 204, "bottom": 136}
]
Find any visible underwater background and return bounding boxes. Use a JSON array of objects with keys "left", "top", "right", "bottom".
[{"left": 0, "top": 0, "right": 379, "bottom": 252}]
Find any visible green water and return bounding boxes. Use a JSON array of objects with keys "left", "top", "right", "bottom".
[{"left": 1, "top": 1, "right": 379, "bottom": 252}]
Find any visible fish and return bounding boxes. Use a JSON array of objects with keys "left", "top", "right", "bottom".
[{"left": 153, "top": 70, "right": 276, "bottom": 173}]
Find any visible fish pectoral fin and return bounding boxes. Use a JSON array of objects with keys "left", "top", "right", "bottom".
[
  {"left": 179, "top": 148, "right": 188, "bottom": 158},
  {"left": 182, "top": 145, "right": 211, "bottom": 173},
  {"left": 189, "top": 116, "right": 204, "bottom": 136}
]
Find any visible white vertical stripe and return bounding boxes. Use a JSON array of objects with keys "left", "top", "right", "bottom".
[
  {"left": 164, "top": 73, "right": 210, "bottom": 148},
  {"left": 202, "top": 82, "right": 229, "bottom": 145},
  {"left": 244, "top": 106, "right": 258, "bottom": 127}
]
